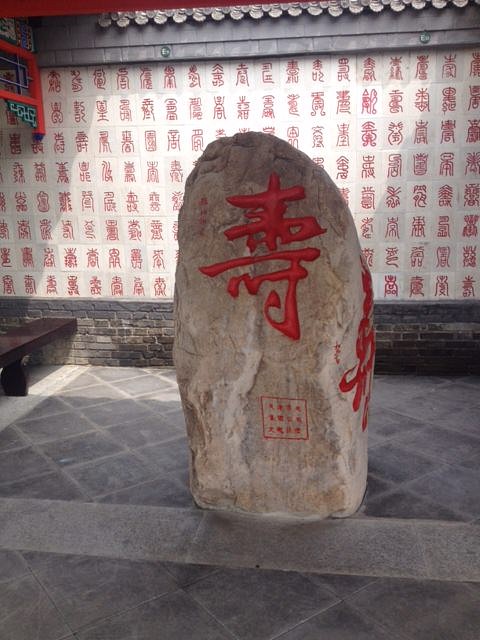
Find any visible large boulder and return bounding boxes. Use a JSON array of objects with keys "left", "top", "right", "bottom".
[{"left": 174, "top": 132, "right": 374, "bottom": 518}]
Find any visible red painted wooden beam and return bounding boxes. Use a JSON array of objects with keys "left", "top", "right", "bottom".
[{"left": 2, "top": 1, "right": 257, "bottom": 18}]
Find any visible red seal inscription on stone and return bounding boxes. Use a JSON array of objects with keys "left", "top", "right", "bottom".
[{"left": 260, "top": 396, "right": 309, "bottom": 441}]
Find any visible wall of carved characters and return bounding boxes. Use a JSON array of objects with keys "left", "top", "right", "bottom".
[{"left": 0, "top": 47, "right": 479, "bottom": 301}]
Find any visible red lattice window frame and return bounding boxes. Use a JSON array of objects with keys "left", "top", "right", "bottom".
[{"left": 0, "top": 38, "right": 45, "bottom": 139}]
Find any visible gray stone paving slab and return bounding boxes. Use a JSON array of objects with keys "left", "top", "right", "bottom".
[
  {"left": 81, "top": 398, "right": 155, "bottom": 428},
  {"left": 99, "top": 475, "right": 195, "bottom": 508},
  {"left": 0, "top": 365, "right": 86, "bottom": 431},
  {"left": 104, "top": 414, "right": 183, "bottom": 446},
  {"left": 0, "top": 447, "right": 54, "bottom": 484},
  {"left": 367, "top": 441, "right": 445, "bottom": 483},
  {"left": 0, "top": 498, "right": 478, "bottom": 582},
  {"left": 57, "top": 383, "right": 126, "bottom": 408},
  {"left": 278, "top": 601, "right": 398, "bottom": 640},
  {"left": 0, "top": 426, "right": 28, "bottom": 452},
  {"left": 39, "top": 432, "right": 123, "bottom": 467},
  {"left": 361, "top": 487, "right": 469, "bottom": 521},
  {"left": 186, "top": 511, "right": 432, "bottom": 579},
  {"left": 185, "top": 567, "right": 340, "bottom": 640},
  {"left": 0, "top": 499, "right": 203, "bottom": 562},
  {"left": 0, "top": 549, "right": 29, "bottom": 584},
  {"left": 68, "top": 452, "right": 159, "bottom": 497},
  {"left": 15, "top": 411, "right": 96, "bottom": 444},
  {"left": 406, "top": 465, "right": 480, "bottom": 520},
  {"left": 23, "top": 551, "right": 179, "bottom": 632},
  {"left": 0, "top": 573, "right": 73, "bottom": 640},
  {"left": 0, "top": 471, "right": 86, "bottom": 501},
  {"left": 75, "top": 590, "right": 235, "bottom": 640},
  {"left": 416, "top": 522, "right": 480, "bottom": 582},
  {"left": 347, "top": 577, "right": 480, "bottom": 640}
]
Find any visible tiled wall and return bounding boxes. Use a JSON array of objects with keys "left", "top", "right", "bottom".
[{"left": 0, "top": 48, "right": 479, "bottom": 301}]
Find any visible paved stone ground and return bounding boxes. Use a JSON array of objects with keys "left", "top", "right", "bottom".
[{"left": 0, "top": 366, "right": 479, "bottom": 640}]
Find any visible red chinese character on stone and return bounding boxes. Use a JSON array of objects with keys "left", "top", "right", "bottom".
[
  {"left": 337, "top": 57, "right": 350, "bottom": 81},
  {"left": 312, "top": 126, "right": 324, "bottom": 148},
  {"left": 90, "top": 276, "right": 102, "bottom": 296},
  {"left": 388, "top": 90, "right": 403, "bottom": 114},
  {"left": 361, "top": 122, "right": 377, "bottom": 147},
  {"left": 87, "top": 248, "right": 99, "bottom": 268},
  {"left": 150, "top": 220, "right": 163, "bottom": 240},
  {"left": 64, "top": 247, "right": 77, "bottom": 268},
  {"left": 435, "top": 275, "right": 449, "bottom": 297},
  {"left": 436, "top": 246, "right": 451, "bottom": 268},
  {"left": 361, "top": 89, "right": 378, "bottom": 115},
  {"left": 22, "top": 246, "right": 35, "bottom": 268},
  {"left": 410, "top": 246, "right": 425, "bottom": 268},
  {"left": 362, "top": 248, "right": 374, "bottom": 268},
  {"left": 437, "top": 215, "right": 451, "bottom": 238},
  {"left": 336, "top": 123, "right": 350, "bottom": 147},
  {"left": 93, "top": 68, "right": 106, "bottom": 89},
  {"left": 468, "top": 85, "right": 480, "bottom": 111},
  {"left": 71, "top": 70, "right": 83, "bottom": 92},
  {"left": 361, "top": 186, "right": 375, "bottom": 210},
  {"left": 360, "top": 217, "right": 374, "bottom": 239},
  {"left": 441, "top": 120, "right": 456, "bottom": 143},
  {"left": 46, "top": 275, "right": 57, "bottom": 295},
  {"left": 235, "top": 63, "right": 249, "bottom": 86},
  {"left": 462, "top": 276, "right": 476, "bottom": 298},
  {"left": 411, "top": 216, "right": 426, "bottom": 238},
  {"left": 1, "top": 247, "right": 11, "bottom": 267},
  {"left": 43, "top": 248, "right": 55, "bottom": 268},
  {"left": 336, "top": 156, "right": 349, "bottom": 180},
  {"left": 414, "top": 120, "right": 428, "bottom": 144},
  {"left": 464, "top": 183, "right": 480, "bottom": 207},
  {"left": 34, "top": 162, "right": 47, "bottom": 183},
  {"left": 384, "top": 274, "right": 399, "bottom": 297},
  {"left": 339, "top": 259, "right": 375, "bottom": 430},
  {"left": 415, "top": 55, "right": 429, "bottom": 80},
  {"left": 105, "top": 219, "right": 119, "bottom": 241},
  {"left": 386, "top": 186, "right": 401, "bottom": 208},
  {"left": 387, "top": 122, "right": 403, "bottom": 146},
  {"left": 164, "top": 66, "right": 177, "bottom": 89},
  {"left": 414, "top": 88, "right": 430, "bottom": 112},
  {"left": 465, "top": 152, "right": 480, "bottom": 175},
  {"left": 466, "top": 120, "right": 480, "bottom": 144},
  {"left": 154, "top": 277, "right": 167, "bottom": 297},
  {"left": 199, "top": 173, "right": 326, "bottom": 340},
  {"left": 385, "top": 217, "right": 400, "bottom": 240},
  {"left": 362, "top": 57, "right": 376, "bottom": 82},
  {"left": 438, "top": 185, "right": 453, "bottom": 207},
  {"left": 116, "top": 67, "right": 129, "bottom": 90},
  {"left": 0, "top": 220, "right": 9, "bottom": 240},
  {"left": 463, "top": 245, "right": 477, "bottom": 268},
  {"left": 2, "top": 275, "right": 15, "bottom": 295},
  {"left": 413, "top": 185, "right": 427, "bottom": 208},
  {"left": 111, "top": 276, "right": 123, "bottom": 296},
  {"left": 462, "top": 214, "right": 479, "bottom": 238},
  {"left": 15, "top": 191, "right": 28, "bottom": 212},
  {"left": 40, "top": 218, "right": 53, "bottom": 241},
  {"left": 119, "top": 99, "right": 132, "bottom": 122},
  {"left": 140, "top": 67, "right": 153, "bottom": 90},
  {"left": 336, "top": 90, "right": 351, "bottom": 114},
  {"left": 442, "top": 54, "right": 457, "bottom": 79},
  {"left": 409, "top": 275, "right": 425, "bottom": 298},
  {"left": 387, "top": 154, "right": 402, "bottom": 178},
  {"left": 24, "top": 274, "right": 36, "bottom": 295},
  {"left": 131, "top": 249, "right": 143, "bottom": 269},
  {"left": 312, "top": 59, "right": 324, "bottom": 82},
  {"left": 133, "top": 277, "right": 145, "bottom": 296}
]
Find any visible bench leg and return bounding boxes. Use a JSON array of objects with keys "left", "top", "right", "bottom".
[{"left": 1, "top": 360, "right": 28, "bottom": 396}]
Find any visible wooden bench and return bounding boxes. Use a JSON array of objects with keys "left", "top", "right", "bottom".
[{"left": 0, "top": 318, "right": 77, "bottom": 396}]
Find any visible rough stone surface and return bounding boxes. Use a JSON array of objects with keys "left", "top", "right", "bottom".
[{"left": 175, "top": 132, "right": 373, "bottom": 517}]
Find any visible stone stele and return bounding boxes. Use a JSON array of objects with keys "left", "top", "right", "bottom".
[{"left": 174, "top": 132, "right": 374, "bottom": 518}]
